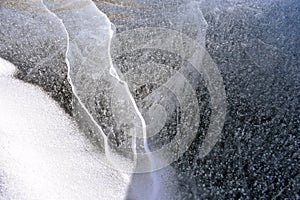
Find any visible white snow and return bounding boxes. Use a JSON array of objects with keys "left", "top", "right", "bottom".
[
  {"left": 0, "top": 57, "right": 131, "bottom": 200},
  {"left": 0, "top": 58, "right": 16, "bottom": 77}
]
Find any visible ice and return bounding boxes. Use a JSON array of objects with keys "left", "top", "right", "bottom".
[
  {"left": 0, "top": 0, "right": 222, "bottom": 198},
  {"left": 1, "top": 0, "right": 172, "bottom": 198},
  {"left": 42, "top": 0, "right": 148, "bottom": 173},
  {"left": 40, "top": 1, "right": 167, "bottom": 198},
  {"left": 0, "top": 0, "right": 74, "bottom": 114},
  {"left": 1, "top": 0, "right": 298, "bottom": 199},
  {"left": 0, "top": 57, "right": 132, "bottom": 199}
]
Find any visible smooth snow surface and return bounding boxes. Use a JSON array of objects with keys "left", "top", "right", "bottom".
[
  {"left": 0, "top": 58, "right": 16, "bottom": 77},
  {"left": 0, "top": 57, "right": 131, "bottom": 200}
]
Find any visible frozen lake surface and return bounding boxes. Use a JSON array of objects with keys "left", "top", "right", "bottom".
[{"left": 0, "top": 0, "right": 299, "bottom": 199}]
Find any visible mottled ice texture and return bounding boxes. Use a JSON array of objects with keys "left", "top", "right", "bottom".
[
  {"left": 0, "top": 0, "right": 299, "bottom": 199},
  {"left": 41, "top": 1, "right": 166, "bottom": 198},
  {"left": 0, "top": 0, "right": 73, "bottom": 114},
  {"left": 95, "top": 0, "right": 299, "bottom": 199},
  {"left": 42, "top": 0, "right": 144, "bottom": 173},
  {"left": 0, "top": 0, "right": 177, "bottom": 199}
]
